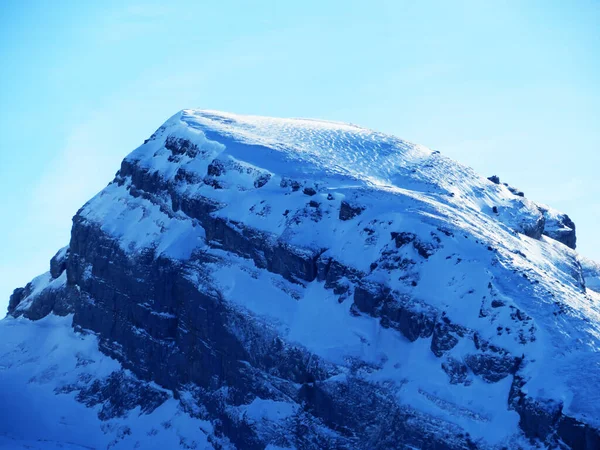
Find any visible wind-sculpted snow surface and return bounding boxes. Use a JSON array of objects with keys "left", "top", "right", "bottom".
[{"left": 2, "top": 110, "right": 599, "bottom": 449}]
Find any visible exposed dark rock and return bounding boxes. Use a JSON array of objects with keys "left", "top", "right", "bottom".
[
  {"left": 7, "top": 278, "right": 77, "bottom": 320},
  {"left": 339, "top": 201, "right": 364, "bottom": 221},
  {"left": 516, "top": 396, "right": 562, "bottom": 442},
  {"left": 353, "top": 282, "right": 389, "bottom": 315},
  {"left": 303, "top": 186, "right": 317, "bottom": 196},
  {"left": 119, "top": 159, "right": 171, "bottom": 194},
  {"left": 280, "top": 178, "right": 301, "bottom": 191},
  {"left": 298, "top": 377, "right": 474, "bottom": 449},
  {"left": 254, "top": 173, "right": 271, "bottom": 188},
  {"left": 354, "top": 283, "right": 437, "bottom": 342},
  {"left": 178, "top": 193, "right": 222, "bottom": 221},
  {"left": 391, "top": 231, "right": 437, "bottom": 259},
  {"left": 70, "top": 223, "right": 244, "bottom": 390},
  {"left": 174, "top": 191, "right": 321, "bottom": 284},
  {"left": 204, "top": 157, "right": 273, "bottom": 190},
  {"left": 315, "top": 257, "right": 363, "bottom": 299},
  {"left": 487, "top": 175, "right": 500, "bottom": 184},
  {"left": 380, "top": 298, "right": 435, "bottom": 341},
  {"left": 50, "top": 247, "right": 69, "bottom": 279},
  {"left": 391, "top": 231, "right": 414, "bottom": 247},
  {"left": 67, "top": 216, "right": 334, "bottom": 397},
  {"left": 175, "top": 167, "right": 203, "bottom": 184},
  {"left": 165, "top": 135, "right": 199, "bottom": 158},
  {"left": 510, "top": 307, "right": 532, "bottom": 323},
  {"left": 537, "top": 206, "right": 577, "bottom": 249},
  {"left": 521, "top": 214, "right": 546, "bottom": 240},
  {"left": 119, "top": 158, "right": 327, "bottom": 286},
  {"left": 561, "top": 215, "right": 576, "bottom": 234},
  {"left": 431, "top": 319, "right": 468, "bottom": 357},
  {"left": 507, "top": 374, "right": 600, "bottom": 448},
  {"left": 507, "top": 185, "right": 525, "bottom": 197},
  {"left": 76, "top": 370, "right": 169, "bottom": 420},
  {"left": 464, "top": 352, "right": 519, "bottom": 383},
  {"left": 207, "top": 159, "right": 226, "bottom": 176},
  {"left": 27, "top": 285, "right": 78, "bottom": 319},
  {"left": 7, "top": 287, "right": 24, "bottom": 314},
  {"left": 441, "top": 358, "right": 470, "bottom": 385},
  {"left": 557, "top": 415, "right": 600, "bottom": 450},
  {"left": 546, "top": 226, "right": 577, "bottom": 250},
  {"left": 316, "top": 255, "right": 332, "bottom": 281}
]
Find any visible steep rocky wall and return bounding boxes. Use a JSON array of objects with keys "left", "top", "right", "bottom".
[{"left": 57, "top": 223, "right": 477, "bottom": 448}]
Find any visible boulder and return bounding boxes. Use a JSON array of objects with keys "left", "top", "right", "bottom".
[
  {"left": 538, "top": 205, "right": 577, "bottom": 249},
  {"left": 339, "top": 201, "right": 364, "bottom": 221},
  {"left": 50, "top": 246, "right": 69, "bottom": 279}
]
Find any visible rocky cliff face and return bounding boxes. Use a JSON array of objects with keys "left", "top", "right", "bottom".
[{"left": 3, "top": 110, "right": 600, "bottom": 450}]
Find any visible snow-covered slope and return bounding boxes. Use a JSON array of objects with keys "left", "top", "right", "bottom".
[
  {"left": 0, "top": 315, "right": 213, "bottom": 449},
  {"left": 2, "top": 110, "right": 599, "bottom": 449}
]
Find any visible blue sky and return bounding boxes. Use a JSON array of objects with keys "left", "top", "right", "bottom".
[{"left": 1, "top": 0, "right": 599, "bottom": 312}]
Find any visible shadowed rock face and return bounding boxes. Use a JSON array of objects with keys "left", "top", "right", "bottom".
[
  {"left": 4, "top": 110, "right": 597, "bottom": 449},
  {"left": 509, "top": 376, "right": 600, "bottom": 448},
  {"left": 75, "top": 370, "right": 170, "bottom": 420},
  {"left": 353, "top": 283, "right": 436, "bottom": 341},
  {"left": 540, "top": 209, "right": 577, "bottom": 249},
  {"left": 339, "top": 201, "right": 364, "bottom": 221},
  {"left": 431, "top": 319, "right": 467, "bottom": 357},
  {"left": 8, "top": 253, "right": 76, "bottom": 321}
]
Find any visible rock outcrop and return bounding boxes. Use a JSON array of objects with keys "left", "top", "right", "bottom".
[
  {"left": 488, "top": 175, "right": 577, "bottom": 248},
  {"left": 537, "top": 205, "right": 577, "bottom": 249}
]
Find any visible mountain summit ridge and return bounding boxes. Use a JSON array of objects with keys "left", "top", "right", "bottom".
[{"left": 2, "top": 109, "right": 598, "bottom": 449}]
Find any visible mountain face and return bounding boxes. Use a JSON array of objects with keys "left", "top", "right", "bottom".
[{"left": 1, "top": 110, "right": 599, "bottom": 450}]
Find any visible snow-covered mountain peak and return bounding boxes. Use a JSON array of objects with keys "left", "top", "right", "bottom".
[
  {"left": 142, "top": 108, "right": 435, "bottom": 189},
  {"left": 2, "top": 109, "right": 598, "bottom": 449}
]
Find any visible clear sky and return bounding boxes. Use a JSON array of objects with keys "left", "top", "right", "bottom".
[{"left": 1, "top": 0, "right": 599, "bottom": 313}]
